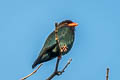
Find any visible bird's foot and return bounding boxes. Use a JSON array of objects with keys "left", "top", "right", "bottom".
[
  {"left": 58, "top": 56, "right": 62, "bottom": 59},
  {"left": 60, "top": 44, "right": 68, "bottom": 53}
]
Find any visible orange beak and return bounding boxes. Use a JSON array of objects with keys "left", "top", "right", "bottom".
[{"left": 68, "top": 22, "right": 78, "bottom": 27}]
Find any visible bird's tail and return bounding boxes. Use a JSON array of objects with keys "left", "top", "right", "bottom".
[
  {"left": 32, "top": 62, "right": 38, "bottom": 69},
  {"left": 32, "top": 43, "right": 57, "bottom": 69},
  {"left": 32, "top": 57, "right": 42, "bottom": 69}
]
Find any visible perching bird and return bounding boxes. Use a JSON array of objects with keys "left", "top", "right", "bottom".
[{"left": 32, "top": 20, "right": 78, "bottom": 69}]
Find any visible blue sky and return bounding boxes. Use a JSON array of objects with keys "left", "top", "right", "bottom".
[{"left": 0, "top": 0, "right": 120, "bottom": 80}]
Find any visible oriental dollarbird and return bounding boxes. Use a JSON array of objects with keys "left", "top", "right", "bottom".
[{"left": 32, "top": 20, "right": 78, "bottom": 69}]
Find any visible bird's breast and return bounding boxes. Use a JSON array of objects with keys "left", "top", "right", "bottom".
[{"left": 57, "top": 27, "right": 75, "bottom": 55}]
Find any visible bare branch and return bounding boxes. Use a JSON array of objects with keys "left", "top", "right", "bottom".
[
  {"left": 46, "top": 23, "right": 72, "bottom": 80},
  {"left": 106, "top": 68, "right": 109, "bottom": 80},
  {"left": 46, "top": 58, "right": 60, "bottom": 80},
  {"left": 46, "top": 58, "right": 72, "bottom": 80},
  {"left": 59, "top": 58, "right": 72, "bottom": 74},
  {"left": 20, "top": 63, "right": 43, "bottom": 80}
]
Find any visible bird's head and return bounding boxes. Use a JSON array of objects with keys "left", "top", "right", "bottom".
[{"left": 58, "top": 20, "right": 78, "bottom": 28}]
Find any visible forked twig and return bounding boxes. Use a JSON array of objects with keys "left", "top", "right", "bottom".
[
  {"left": 59, "top": 58, "right": 72, "bottom": 74},
  {"left": 46, "top": 58, "right": 72, "bottom": 80},
  {"left": 46, "top": 23, "right": 72, "bottom": 80},
  {"left": 20, "top": 63, "right": 43, "bottom": 80}
]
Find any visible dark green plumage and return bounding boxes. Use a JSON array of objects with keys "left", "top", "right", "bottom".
[{"left": 32, "top": 20, "right": 77, "bottom": 69}]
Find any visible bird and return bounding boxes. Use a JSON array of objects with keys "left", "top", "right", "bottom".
[{"left": 32, "top": 20, "right": 78, "bottom": 69}]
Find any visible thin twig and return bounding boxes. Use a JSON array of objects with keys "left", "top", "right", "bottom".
[
  {"left": 46, "top": 58, "right": 72, "bottom": 80},
  {"left": 59, "top": 58, "right": 72, "bottom": 74},
  {"left": 46, "top": 23, "right": 72, "bottom": 80},
  {"left": 20, "top": 63, "right": 43, "bottom": 80},
  {"left": 106, "top": 68, "right": 109, "bottom": 80},
  {"left": 46, "top": 58, "right": 60, "bottom": 80},
  {"left": 46, "top": 22, "right": 61, "bottom": 80}
]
